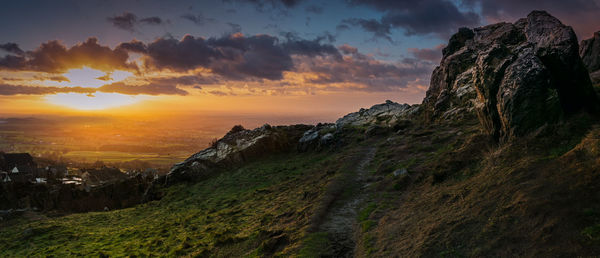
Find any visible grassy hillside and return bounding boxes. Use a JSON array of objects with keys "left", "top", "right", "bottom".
[
  {"left": 0, "top": 135, "right": 371, "bottom": 256},
  {"left": 2, "top": 114, "right": 600, "bottom": 256}
]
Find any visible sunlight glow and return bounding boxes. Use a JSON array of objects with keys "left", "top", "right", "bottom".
[
  {"left": 60, "top": 67, "right": 133, "bottom": 88},
  {"left": 45, "top": 92, "right": 147, "bottom": 110}
]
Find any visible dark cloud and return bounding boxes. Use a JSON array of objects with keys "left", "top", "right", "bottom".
[
  {"left": 341, "top": 18, "right": 393, "bottom": 42},
  {"left": 408, "top": 44, "right": 445, "bottom": 62},
  {"left": 336, "top": 24, "right": 351, "bottom": 31},
  {"left": 144, "top": 35, "right": 220, "bottom": 71},
  {"left": 98, "top": 82, "right": 188, "bottom": 96},
  {"left": 0, "top": 82, "right": 187, "bottom": 96},
  {"left": 116, "top": 40, "right": 147, "bottom": 53},
  {"left": 293, "top": 47, "right": 434, "bottom": 91},
  {"left": 0, "top": 37, "right": 134, "bottom": 73},
  {"left": 149, "top": 75, "right": 218, "bottom": 86},
  {"left": 227, "top": 0, "right": 305, "bottom": 9},
  {"left": 0, "top": 84, "right": 95, "bottom": 95},
  {"left": 281, "top": 35, "right": 341, "bottom": 59},
  {"left": 181, "top": 13, "right": 216, "bottom": 26},
  {"left": 133, "top": 33, "right": 341, "bottom": 80},
  {"left": 139, "top": 16, "right": 163, "bottom": 25},
  {"left": 338, "top": 44, "right": 358, "bottom": 55},
  {"left": 227, "top": 23, "right": 242, "bottom": 33},
  {"left": 107, "top": 12, "right": 165, "bottom": 32},
  {"left": 305, "top": 5, "right": 323, "bottom": 14},
  {"left": 107, "top": 12, "right": 137, "bottom": 31},
  {"left": 346, "top": 0, "right": 480, "bottom": 38},
  {"left": 0, "top": 43, "right": 24, "bottom": 55}
]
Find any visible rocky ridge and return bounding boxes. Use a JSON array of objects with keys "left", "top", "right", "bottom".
[{"left": 423, "top": 10, "right": 598, "bottom": 141}]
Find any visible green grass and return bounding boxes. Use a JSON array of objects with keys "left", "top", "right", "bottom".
[
  {"left": 358, "top": 203, "right": 377, "bottom": 222},
  {"left": 0, "top": 151, "right": 339, "bottom": 257},
  {"left": 298, "top": 232, "right": 331, "bottom": 257}
]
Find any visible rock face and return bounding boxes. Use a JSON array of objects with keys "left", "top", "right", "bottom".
[
  {"left": 580, "top": 31, "right": 600, "bottom": 84},
  {"left": 423, "top": 11, "right": 598, "bottom": 141},
  {"left": 298, "top": 123, "right": 336, "bottom": 151},
  {"left": 335, "top": 100, "right": 417, "bottom": 128},
  {"left": 166, "top": 124, "right": 311, "bottom": 183}
]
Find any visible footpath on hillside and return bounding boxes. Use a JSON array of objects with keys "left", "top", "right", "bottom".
[{"left": 316, "top": 147, "right": 377, "bottom": 257}]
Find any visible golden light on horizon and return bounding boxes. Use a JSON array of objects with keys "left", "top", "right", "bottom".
[{"left": 45, "top": 92, "right": 148, "bottom": 110}]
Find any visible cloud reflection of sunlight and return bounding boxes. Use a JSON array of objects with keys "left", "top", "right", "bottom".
[{"left": 45, "top": 92, "right": 147, "bottom": 110}]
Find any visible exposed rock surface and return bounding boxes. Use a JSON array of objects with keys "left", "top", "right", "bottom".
[
  {"left": 335, "top": 100, "right": 417, "bottom": 128},
  {"left": 423, "top": 11, "right": 598, "bottom": 141},
  {"left": 580, "top": 31, "right": 600, "bottom": 84},
  {"left": 298, "top": 123, "right": 336, "bottom": 151},
  {"left": 165, "top": 124, "right": 311, "bottom": 184}
]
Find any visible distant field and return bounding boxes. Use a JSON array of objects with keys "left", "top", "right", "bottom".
[{"left": 63, "top": 151, "right": 191, "bottom": 166}]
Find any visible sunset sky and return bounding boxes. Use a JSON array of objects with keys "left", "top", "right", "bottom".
[{"left": 1, "top": 0, "right": 600, "bottom": 121}]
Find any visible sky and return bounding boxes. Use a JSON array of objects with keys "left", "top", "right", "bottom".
[{"left": 1, "top": 0, "right": 599, "bottom": 121}]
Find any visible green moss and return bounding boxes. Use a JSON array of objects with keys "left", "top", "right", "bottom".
[
  {"left": 358, "top": 203, "right": 377, "bottom": 222},
  {"left": 361, "top": 220, "right": 377, "bottom": 233},
  {"left": 298, "top": 232, "right": 331, "bottom": 257}
]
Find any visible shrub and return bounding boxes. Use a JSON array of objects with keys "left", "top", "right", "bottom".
[{"left": 228, "top": 125, "right": 246, "bottom": 135}]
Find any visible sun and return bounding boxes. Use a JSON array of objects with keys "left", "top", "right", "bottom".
[
  {"left": 45, "top": 92, "right": 148, "bottom": 110},
  {"left": 61, "top": 67, "right": 133, "bottom": 88},
  {"left": 42, "top": 67, "right": 143, "bottom": 110}
]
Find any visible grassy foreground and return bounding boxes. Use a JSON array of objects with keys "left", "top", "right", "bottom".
[{"left": 0, "top": 149, "right": 360, "bottom": 257}]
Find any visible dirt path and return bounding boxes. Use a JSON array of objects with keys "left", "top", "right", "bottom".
[{"left": 318, "top": 147, "right": 377, "bottom": 257}]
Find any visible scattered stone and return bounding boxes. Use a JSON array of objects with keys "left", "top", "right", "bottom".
[{"left": 393, "top": 168, "right": 408, "bottom": 177}]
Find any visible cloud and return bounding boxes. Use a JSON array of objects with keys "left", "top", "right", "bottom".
[
  {"left": 341, "top": 18, "right": 393, "bottom": 42},
  {"left": 338, "top": 44, "right": 358, "bottom": 55},
  {"left": 116, "top": 40, "right": 147, "bottom": 53},
  {"left": 346, "top": 0, "right": 480, "bottom": 38},
  {"left": 139, "top": 16, "right": 163, "bottom": 25},
  {"left": 227, "top": 0, "right": 305, "bottom": 9},
  {"left": 98, "top": 82, "right": 188, "bottom": 96},
  {"left": 107, "top": 12, "right": 165, "bottom": 32},
  {"left": 181, "top": 13, "right": 216, "bottom": 25},
  {"left": 0, "top": 38, "right": 135, "bottom": 73},
  {"left": 107, "top": 12, "right": 137, "bottom": 31},
  {"left": 408, "top": 44, "right": 445, "bottom": 62},
  {"left": 226, "top": 23, "right": 242, "bottom": 33},
  {"left": 293, "top": 45, "right": 434, "bottom": 91},
  {"left": 0, "top": 43, "right": 24, "bottom": 55},
  {"left": 0, "top": 82, "right": 187, "bottom": 96},
  {"left": 132, "top": 33, "right": 341, "bottom": 80},
  {"left": 305, "top": 5, "right": 323, "bottom": 14},
  {"left": 0, "top": 84, "right": 95, "bottom": 95}
]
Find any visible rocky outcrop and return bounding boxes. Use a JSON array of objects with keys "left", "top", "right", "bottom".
[
  {"left": 298, "top": 123, "right": 336, "bottom": 152},
  {"left": 335, "top": 100, "right": 417, "bottom": 128},
  {"left": 165, "top": 124, "right": 311, "bottom": 184},
  {"left": 423, "top": 11, "right": 598, "bottom": 141},
  {"left": 580, "top": 31, "right": 600, "bottom": 84}
]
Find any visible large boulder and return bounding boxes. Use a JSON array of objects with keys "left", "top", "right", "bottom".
[
  {"left": 580, "top": 31, "right": 600, "bottom": 84},
  {"left": 423, "top": 10, "right": 598, "bottom": 141}
]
